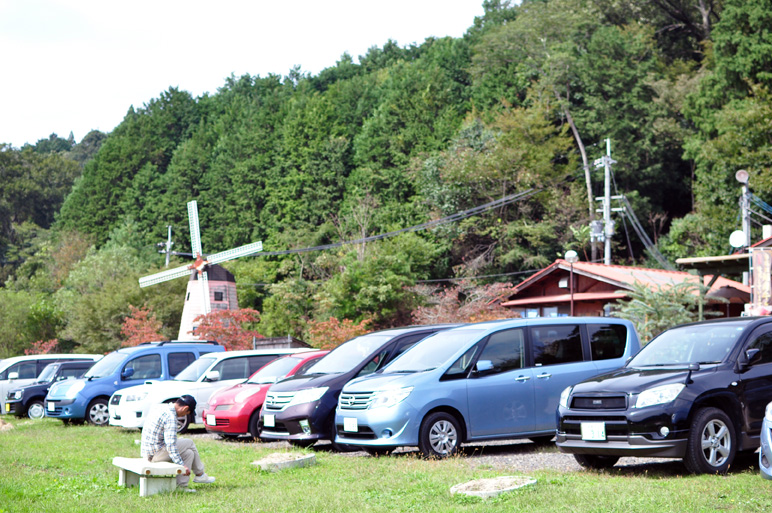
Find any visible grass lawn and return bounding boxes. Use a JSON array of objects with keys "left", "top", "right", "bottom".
[{"left": 0, "top": 416, "right": 769, "bottom": 513}]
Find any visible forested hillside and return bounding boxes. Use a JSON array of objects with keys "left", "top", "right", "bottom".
[{"left": 1, "top": 0, "right": 770, "bottom": 356}]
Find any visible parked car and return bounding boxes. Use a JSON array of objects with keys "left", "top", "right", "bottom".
[
  {"left": 6, "top": 361, "right": 95, "bottom": 419},
  {"left": 556, "top": 316, "right": 772, "bottom": 474},
  {"left": 45, "top": 341, "right": 224, "bottom": 426},
  {"left": 109, "top": 348, "right": 312, "bottom": 432},
  {"left": 761, "top": 401, "right": 772, "bottom": 480},
  {"left": 335, "top": 318, "right": 639, "bottom": 457},
  {"left": 259, "top": 325, "right": 459, "bottom": 449},
  {"left": 0, "top": 354, "right": 102, "bottom": 414},
  {"left": 203, "top": 350, "right": 329, "bottom": 438}
]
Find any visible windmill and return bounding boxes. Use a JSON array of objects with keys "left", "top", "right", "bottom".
[{"left": 138, "top": 200, "right": 263, "bottom": 339}]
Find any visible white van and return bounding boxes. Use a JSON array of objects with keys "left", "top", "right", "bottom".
[{"left": 0, "top": 354, "right": 102, "bottom": 413}]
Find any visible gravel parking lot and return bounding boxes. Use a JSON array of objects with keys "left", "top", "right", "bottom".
[{"left": 187, "top": 428, "right": 690, "bottom": 474}]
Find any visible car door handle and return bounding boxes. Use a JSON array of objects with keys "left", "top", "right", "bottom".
[
  {"left": 515, "top": 376, "right": 531, "bottom": 382},
  {"left": 536, "top": 373, "right": 552, "bottom": 379}
]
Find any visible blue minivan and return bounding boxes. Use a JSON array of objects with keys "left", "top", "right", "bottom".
[
  {"left": 45, "top": 341, "right": 224, "bottom": 425},
  {"left": 334, "top": 318, "right": 640, "bottom": 457}
]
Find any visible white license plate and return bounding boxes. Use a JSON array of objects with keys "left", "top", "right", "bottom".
[
  {"left": 264, "top": 414, "right": 275, "bottom": 428},
  {"left": 343, "top": 417, "right": 358, "bottom": 432},
  {"left": 581, "top": 422, "right": 607, "bottom": 441},
  {"left": 47, "top": 402, "right": 55, "bottom": 412},
  {"left": 206, "top": 414, "right": 215, "bottom": 426}
]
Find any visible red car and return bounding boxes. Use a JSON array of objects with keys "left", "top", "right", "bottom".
[{"left": 203, "top": 350, "right": 328, "bottom": 438}]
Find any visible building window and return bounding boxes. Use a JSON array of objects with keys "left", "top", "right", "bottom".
[{"left": 214, "top": 291, "right": 224, "bottom": 302}]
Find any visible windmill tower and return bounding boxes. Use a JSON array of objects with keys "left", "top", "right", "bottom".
[{"left": 139, "top": 200, "right": 263, "bottom": 340}]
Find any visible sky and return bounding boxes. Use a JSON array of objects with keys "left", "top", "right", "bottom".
[{"left": 0, "top": 0, "right": 485, "bottom": 148}]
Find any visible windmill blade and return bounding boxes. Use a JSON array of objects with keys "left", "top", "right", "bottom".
[
  {"left": 188, "top": 200, "right": 203, "bottom": 257},
  {"left": 139, "top": 265, "right": 193, "bottom": 288},
  {"left": 207, "top": 241, "right": 263, "bottom": 265},
  {"left": 200, "top": 270, "right": 211, "bottom": 314}
]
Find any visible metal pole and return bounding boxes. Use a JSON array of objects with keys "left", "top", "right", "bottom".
[
  {"left": 165, "top": 225, "right": 172, "bottom": 267},
  {"left": 570, "top": 262, "right": 575, "bottom": 316},
  {"left": 604, "top": 139, "right": 612, "bottom": 265}
]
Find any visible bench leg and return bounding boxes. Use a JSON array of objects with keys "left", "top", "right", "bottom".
[
  {"left": 139, "top": 476, "right": 178, "bottom": 497},
  {"left": 118, "top": 469, "right": 139, "bottom": 488}
]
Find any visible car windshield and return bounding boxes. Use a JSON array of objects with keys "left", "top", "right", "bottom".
[
  {"left": 304, "top": 334, "right": 394, "bottom": 375},
  {"left": 629, "top": 322, "right": 747, "bottom": 367},
  {"left": 247, "top": 356, "right": 301, "bottom": 384},
  {"left": 36, "top": 363, "right": 59, "bottom": 383},
  {"left": 174, "top": 356, "right": 216, "bottom": 382},
  {"left": 383, "top": 329, "right": 485, "bottom": 373},
  {"left": 84, "top": 352, "right": 127, "bottom": 378}
]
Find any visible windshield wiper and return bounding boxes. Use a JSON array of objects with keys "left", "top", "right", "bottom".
[{"left": 697, "top": 361, "right": 721, "bottom": 365}]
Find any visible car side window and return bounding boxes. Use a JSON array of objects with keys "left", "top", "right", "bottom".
[
  {"left": 588, "top": 324, "right": 627, "bottom": 360},
  {"left": 357, "top": 348, "right": 390, "bottom": 378},
  {"left": 443, "top": 344, "right": 481, "bottom": 380},
  {"left": 249, "top": 356, "right": 278, "bottom": 374},
  {"left": 7, "top": 361, "right": 38, "bottom": 379},
  {"left": 295, "top": 357, "right": 323, "bottom": 376},
  {"left": 213, "top": 357, "right": 250, "bottom": 380},
  {"left": 476, "top": 328, "right": 525, "bottom": 375},
  {"left": 168, "top": 352, "right": 196, "bottom": 377},
  {"left": 746, "top": 331, "right": 772, "bottom": 365},
  {"left": 531, "top": 325, "right": 583, "bottom": 366},
  {"left": 124, "top": 354, "right": 162, "bottom": 380}
]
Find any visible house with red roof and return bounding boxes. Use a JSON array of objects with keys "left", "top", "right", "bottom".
[{"left": 500, "top": 260, "right": 749, "bottom": 319}]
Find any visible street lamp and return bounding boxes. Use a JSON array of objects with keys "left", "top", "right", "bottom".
[{"left": 565, "top": 250, "right": 579, "bottom": 316}]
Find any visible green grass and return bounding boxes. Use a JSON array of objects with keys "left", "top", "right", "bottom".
[{"left": 0, "top": 416, "right": 769, "bottom": 512}]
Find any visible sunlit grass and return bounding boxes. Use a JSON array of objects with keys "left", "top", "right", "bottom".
[{"left": 0, "top": 416, "right": 769, "bottom": 512}]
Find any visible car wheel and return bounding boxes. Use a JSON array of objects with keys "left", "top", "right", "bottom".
[
  {"left": 574, "top": 454, "right": 620, "bottom": 469},
  {"left": 86, "top": 399, "right": 109, "bottom": 426},
  {"left": 26, "top": 401, "right": 45, "bottom": 420},
  {"left": 176, "top": 413, "right": 191, "bottom": 433},
  {"left": 529, "top": 435, "right": 554, "bottom": 446},
  {"left": 418, "top": 412, "right": 461, "bottom": 458},
  {"left": 364, "top": 446, "right": 394, "bottom": 457},
  {"left": 684, "top": 407, "right": 736, "bottom": 474},
  {"left": 248, "top": 411, "right": 262, "bottom": 440}
]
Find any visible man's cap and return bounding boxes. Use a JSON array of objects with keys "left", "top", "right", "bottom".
[{"left": 178, "top": 394, "right": 197, "bottom": 411}]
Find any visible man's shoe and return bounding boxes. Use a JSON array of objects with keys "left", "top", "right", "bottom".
[
  {"left": 179, "top": 487, "right": 197, "bottom": 493},
  {"left": 193, "top": 473, "right": 216, "bottom": 484}
]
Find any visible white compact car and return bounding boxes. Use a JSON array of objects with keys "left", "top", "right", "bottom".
[{"left": 109, "top": 348, "right": 309, "bottom": 432}]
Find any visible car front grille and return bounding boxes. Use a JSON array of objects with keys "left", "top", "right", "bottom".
[
  {"left": 570, "top": 394, "right": 628, "bottom": 410},
  {"left": 561, "top": 415, "right": 629, "bottom": 436},
  {"left": 264, "top": 392, "right": 295, "bottom": 411},
  {"left": 338, "top": 392, "right": 375, "bottom": 410}
]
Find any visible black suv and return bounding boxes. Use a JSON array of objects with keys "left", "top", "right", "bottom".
[
  {"left": 6, "top": 361, "right": 95, "bottom": 419},
  {"left": 556, "top": 316, "right": 772, "bottom": 474}
]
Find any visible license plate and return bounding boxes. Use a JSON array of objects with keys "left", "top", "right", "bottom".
[
  {"left": 47, "top": 402, "right": 55, "bottom": 412},
  {"left": 581, "top": 422, "right": 607, "bottom": 441},
  {"left": 343, "top": 417, "right": 358, "bottom": 432},
  {"left": 4, "top": 403, "right": 9, "bottom": 412},
  {"left": 264, "top": 414, "right": 275, "bottom": 428},
  {"left": 206, "top": 414, "right": 215, "bottom": 426}
]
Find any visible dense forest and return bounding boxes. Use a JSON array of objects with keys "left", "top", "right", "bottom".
[{"left": 1, "top": 0, "right": 771, "bottom": 356}]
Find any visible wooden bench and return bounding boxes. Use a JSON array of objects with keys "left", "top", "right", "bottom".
[{"left": 112, "top": 457, "right": 185, "bottom": 497}]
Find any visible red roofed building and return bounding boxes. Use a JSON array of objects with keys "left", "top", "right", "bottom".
[{"left": 500, "top": 260, "right": 749, "bottom": 318}]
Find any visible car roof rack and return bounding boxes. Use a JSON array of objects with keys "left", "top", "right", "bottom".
[{"left": 137, "top": 340, "right": 220, "bottom": 346}]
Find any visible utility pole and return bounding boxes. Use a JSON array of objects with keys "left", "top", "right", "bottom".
[
  {"left": 593, "top": 139, "right": 617, "bottom": 265},
  {"left": 157, "top": 225, "right": 174, "bottom": 267}
]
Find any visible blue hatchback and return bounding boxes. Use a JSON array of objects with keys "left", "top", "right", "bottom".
[
  {"left": 45, "top": 341, "right": 224, "bottom": 425},
  {"left": 335, "top": 318, "right": 640, "bottom": 457}
]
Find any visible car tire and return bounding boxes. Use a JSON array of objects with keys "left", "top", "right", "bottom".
[
  {"left": 684, "top": 407, "right": 736, "bottom": 474},
  {"left": 248, "top": 411, "right": 262, "bottom": 440},
  {"left": 418, "top": 412, "right": 461, "bottom": 458},
  {"left": 176, "top": 413, "right": 191, "bottom": 433},
  {"left": 574, "top": 454, "right": 619, "bottom": 469},
  {"left": 26, "top": 401, "right": 45, "bottom": 420},
  {"left": 86, "top": 398, "right": 110, "bottom": 426}
]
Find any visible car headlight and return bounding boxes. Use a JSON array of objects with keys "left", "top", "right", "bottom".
[
  {"left": 559, "top": 386, "right": 573, "bottom": 409},
  {"left": 634, "top": 384, "right": 684, "bottom": 408},
  {"left": 287, "top": 387, "right": 328, "bottom": 407},
  {"left": 125, "top": 392, "right": 148, "bottom": 402},
  {"left": 368, "top": 387, "right": 413, "bottom": 409},
  {"left": 765, "top": 402, "right": 772, "bottom": 422},
  {"left": 235, "top": 388, "right": 261, "bottom": 404},
  {"left": 63, "top": 380, "right": 86, "bottom": 399},
  {"left": 8, "top": 390, "right": 22, "bottom": 401}
]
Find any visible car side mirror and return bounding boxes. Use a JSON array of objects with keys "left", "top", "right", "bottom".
[
  {"left": 122, "top": 367, "right": 135, "bottom": 379},
  {"left": 473, "top": 360, "right": 494, "bottom": 376},
  {"left": 204, "top": 370, "right": 220, "bottom": 382},
  {"left": 8, "top": 372, "right": 18, "bottom": 381},
  {"left": 746, "top": 348, "right": 762, "bottom": 366}
]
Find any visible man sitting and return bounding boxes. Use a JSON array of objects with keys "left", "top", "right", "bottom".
[{"left": 140, "top": 395, "right": 215, "bottom": 492}]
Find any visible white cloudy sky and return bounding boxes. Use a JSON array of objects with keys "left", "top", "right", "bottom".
[{"left": 0, "top": 0, "right": 485, "bottom": 148}]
